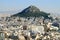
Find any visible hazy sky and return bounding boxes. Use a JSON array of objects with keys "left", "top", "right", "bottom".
[{"left": 0, "top": 0, "right": 60, "bottom": 15}]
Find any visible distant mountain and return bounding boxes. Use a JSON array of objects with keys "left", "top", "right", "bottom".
[{"left": 12, "top": 5, "right": 52, "bottom": 19}]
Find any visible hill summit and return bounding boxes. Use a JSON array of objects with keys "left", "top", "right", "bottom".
[{"left": 12, "top": 5, "right": 51, "bottom": 19}]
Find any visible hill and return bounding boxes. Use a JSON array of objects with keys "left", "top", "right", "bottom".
[{"left": 12, "top": 5, "right": 52, "bottom": 19}]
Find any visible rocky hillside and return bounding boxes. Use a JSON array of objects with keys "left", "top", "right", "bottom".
[{"left": 12, "top": 5, "right": 52, "bottom": 19}]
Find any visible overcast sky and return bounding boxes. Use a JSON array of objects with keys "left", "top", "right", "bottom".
[{"left": 0, "top": 0, "right": 60, "bottom": 15}]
